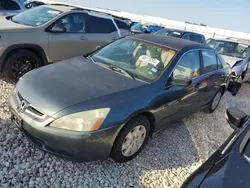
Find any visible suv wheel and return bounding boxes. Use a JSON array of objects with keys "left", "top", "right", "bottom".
[
  {"left": 111, "top": 115, "right": 150, "bottom": 162},
  {"left": 3, "top": 49, "right": 42, "bottom": 83},
  {"left": 204, "top": 88, "right": 223, "bottom": 113}
]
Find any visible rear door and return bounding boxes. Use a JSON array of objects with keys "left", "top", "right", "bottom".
[
  {"left": 198, "top": 50, "right": 222, "bottom": 105},
  {"left": 83, "top": 13, "right": 120, "bottom": 49}
]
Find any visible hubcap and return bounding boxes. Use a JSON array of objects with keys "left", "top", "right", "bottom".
[
  {"left": 212, "top": 92, "right": 221, "bottom": 110},
  {"left": 12, "top": 57, "right": 37, "bottom": 79},
  {"left": 121, "top": 125, "right": 146, "bottom": 157}
]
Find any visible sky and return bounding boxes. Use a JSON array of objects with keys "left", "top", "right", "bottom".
[{"left": 59, "top": 0, "right": 250, "bottom": 33}]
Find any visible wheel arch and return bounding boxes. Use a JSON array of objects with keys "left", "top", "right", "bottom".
[
  {"left": 110, "top": 110, "right": 156, "bottom": 148},
  {"left": 0, "top": 44, "right": 48, "bottom": 73},
  {"left": 109, "top": 109, "right": 156, "bottom": 157}
]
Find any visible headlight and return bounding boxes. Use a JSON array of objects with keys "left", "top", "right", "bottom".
[{"left": 50, "top": 108, "right": 110, "bottom": 132}]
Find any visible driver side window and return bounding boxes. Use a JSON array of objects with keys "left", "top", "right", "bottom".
[
  {"left": 51, "top": 13, "right": 86, "bottom": 33},
  {"left": 173, "top": 51, "right": 201, "bottom": 78}
]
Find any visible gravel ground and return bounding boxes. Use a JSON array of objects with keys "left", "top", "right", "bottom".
[{"left": 1, "top": 78, "right": 250, "bottom": 188}]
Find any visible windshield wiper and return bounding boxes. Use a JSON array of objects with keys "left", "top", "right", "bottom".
[
  {"left": 107, "top": 65, "right": 136, "bottom": 80},
  {"left": 87, "top": 57, "right": 136, "bottom": 80}
]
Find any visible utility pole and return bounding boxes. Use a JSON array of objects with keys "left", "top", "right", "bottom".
[{"left": 89, "top": 0, "right": 91, "bottom": 7}]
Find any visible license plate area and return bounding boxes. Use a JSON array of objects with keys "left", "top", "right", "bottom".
[{"left": 11, "top": 112, "right": 23, "bottom": 128}]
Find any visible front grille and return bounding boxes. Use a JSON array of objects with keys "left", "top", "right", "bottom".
[
  {"left": 16, "top": 92, "right": 45, "bottom": 119},
  {"left": 28, "top": 106, "right": 44, "bottom": 117},
  {"left": 17, "top": 92, "right": 23, "bottom": 101}
]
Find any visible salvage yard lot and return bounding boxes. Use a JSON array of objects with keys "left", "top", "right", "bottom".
[{"left": 1, "top": 78, "right": 250, "bottom": 188}]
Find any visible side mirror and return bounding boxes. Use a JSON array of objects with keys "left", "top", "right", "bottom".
[
  {"left": 171, "top": 75, "right": 192, "bottom": 86},
  {"left": 226, "top": 107, "right": 248, "bottom": 132}
]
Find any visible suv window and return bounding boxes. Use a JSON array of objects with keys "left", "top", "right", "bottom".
[
  {"left": 0, "top": 1, "right": 20, "bottom": 10},
  {"left": 87, "top": 16, "right": 117, "bottom": 33},
  {"left": 190, "top": 34, "right": 202, "bottom": 43},
  {"left": 115, "top": 19, "right": 130, "bottom": 30},
  {"left": 51, "top": 13, "right": 86, "bottom": 33},
  {"left": 173, "top": 51, "right": 200, "bottom": 78},
  {"left": 182, "top": 33, "right": 190, "bottom": 40},
  {"left": 202, "top": 50, "right": 218, "bottom": 73}
]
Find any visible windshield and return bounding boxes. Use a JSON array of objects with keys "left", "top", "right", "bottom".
[
  {"left": 11, "top": 6, "right": 62, "bottom": 26},
  {"left": 91, "top": 38, "right": 177, "bottom": 83},
  {"left": 154, "top": 29, "right": 182, "bottom": 38},
  {"left": 207, "top": 39, "right": 250, "bottom": 59}
]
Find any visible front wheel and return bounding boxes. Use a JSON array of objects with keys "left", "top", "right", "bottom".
[
  {"left": 111, "top": 115, "right": 150, "bottom": 162},
  {"left": 204, "top": 88, "right": 223, "bottom": 113},
  {"left": 3, "top": 49, "right": 43, "bottom": 83}
]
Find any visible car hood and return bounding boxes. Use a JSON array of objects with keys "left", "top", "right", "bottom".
[
  {"left": 221, "top": 55, "right": 242, "bottom": 68},
  {"left": 0, "top": 17, "right": 35, "bottom": 33},
  {"left": 16, "top": 56, "right": 146, "bottom": 116}
]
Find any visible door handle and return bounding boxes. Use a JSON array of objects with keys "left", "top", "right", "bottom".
[
  {"left": 80, "top": 36, "right": 85, "bottom": 40},
  {"left": 112, "top": 37, "right": 117, "bottom": 40}
]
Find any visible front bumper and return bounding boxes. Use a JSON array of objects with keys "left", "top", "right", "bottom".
[
  {"left": 9, "top": 90, "right": 120, "bottom": 161},
  {"left": 11, "top": 110, "right": 119, "bottom": 161}
]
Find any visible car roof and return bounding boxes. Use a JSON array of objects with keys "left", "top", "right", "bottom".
[
  {"left": 43, "top": 4, "right": 73, "bottom": 12},
  {"left": 161, "top": 28, "right": 204, "bottom": 36},
  {"left": 212, "top": 38, "right": 250, "bottom": 46},
  {"left": 129, "top": 34, "right": 209, "bottom": 51}
]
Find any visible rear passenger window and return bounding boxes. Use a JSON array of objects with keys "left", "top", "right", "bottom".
[
  {"left": 202, "top": 51, "right": 218, "bottom": 73},
  {"left": 115, "top": 19, "right": 130, "bottom": 30},
  {"left": 182, "top": 33, "right": 190, "bottom": 40},
  {"left": 173, "top": 51, "right": 200, "bottom": 78},
  {"left": 190, "top": 34, "right": 202, "bottom": 43},
  {"left": 87, "top": 16, "right": 117, "bottom": 33}
]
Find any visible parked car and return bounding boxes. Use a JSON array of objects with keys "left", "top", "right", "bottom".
[
  {"left": 0, "top": 0, "right": 45, "bottom": 16},
  {"left": 9, "top": 34, "right": 231, "bottom": 162},
  {"left": 182, "top": 107, "right": 250, "bottom": 188},
  {"left": 145, "top": 25, "right": 164, "bottom": 33},
  {"left": 0, "top": 5, "right": 132, "bottom": 82},
  {"left": 154, "top": 28, "right": 207, "bottom": 44},
  {"left": 207, "top": 38, "right": 250, "bottom": 81},
  {"left": 0, "top": 0, "right": 26, "bottom": 16},
  {"left": 130, "top": 23, "right": 147, "bottom": 33}
]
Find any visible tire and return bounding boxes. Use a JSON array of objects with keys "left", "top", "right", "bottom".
[
  {"left": 3, "top": 49, "right": 43, "bottom": 83},
  {"left": 111, "top": 115, "right": 150, "bottom": 162},
  {"left": 231, "top": 86, "right": 238, "bottom": 96},
  {"left": 204, "top": 88, "right": 223, "bottom": 113},
  {"left": 241, "top": 71, "right": 246, "bottom": 80}
]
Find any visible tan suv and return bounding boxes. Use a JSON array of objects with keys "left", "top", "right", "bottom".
[{"left": 0, "top": 4, "right": 131, "bottom": 82}]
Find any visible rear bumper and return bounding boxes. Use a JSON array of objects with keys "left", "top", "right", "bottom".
[{"left": 11, "top": 110, "right": 120, "bottom": 161}]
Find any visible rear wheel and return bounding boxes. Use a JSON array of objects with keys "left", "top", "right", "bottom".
[
  {"left": 111, "top": 115, "right": 150, "bottom": 162},
  {"left": 3, "top": 49, "right": 42, "bottom": 83},
  {"left": 204, "top": 88, "right": 223, "bottom": 113}
]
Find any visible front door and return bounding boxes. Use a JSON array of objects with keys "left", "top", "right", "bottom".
[
  {"left": 48, "top": 13, "right": 119, "bottom": 62},
  {"left": 48, "top": 13, "right": 91, "bottom": 61},
  {"left": 160, "top": 50, "right": 203, "bottom": 126}
]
